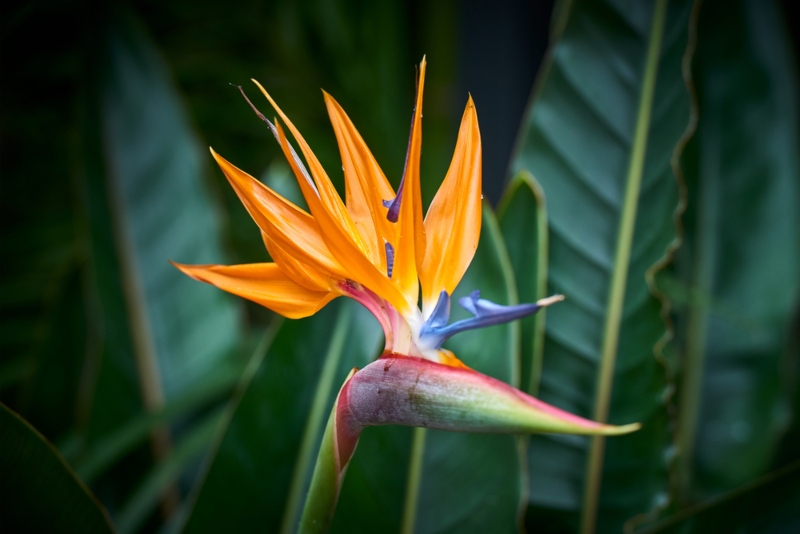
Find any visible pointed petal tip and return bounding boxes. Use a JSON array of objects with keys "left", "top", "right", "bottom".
[
  {"left": 599, "top": 422, "right": 641, "bottom": 436},
  {"left": 209, "top": 147, "right": 224, "bottom": 164},
  {"left": 169, "top": 260, "right": 204, "bottom": 282},
  {"left": 169, "top": 259, "right": 188, "bottom": 271},
  {"left": 537, "top": 294, "right": 565, "bottom": 307},
  {"left": 251, "top": 78, "right": 275, "bottom": 104}
]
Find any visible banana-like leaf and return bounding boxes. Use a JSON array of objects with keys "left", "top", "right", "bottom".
[
  {"left": 81, "top": 8, "right": 241, "bottom": 441},
  {"left": 511, "top": 0, "right": 696, "bottom": 530},
  {"left": 673, "top": 0, "right": 800, "bottom": 500},
  {"left": 498, "top": 171, "right": 550, "bottom": 396},
  {"left": 116, "top": 410, "right": 226, "bottom": 534},
  {"left": 0, "top": 403, "right": 113, "bottom": 533},
  {"left": 181, "top": 300, "right": 383, "bottom": 532},
  {"left": 76, "top": 9, "right": 244, "bottom": 516}
]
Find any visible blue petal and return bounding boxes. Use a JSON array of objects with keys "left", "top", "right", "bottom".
[
  {"left": 419, "top": 290, "right": 542, "bottom": 349},
  {"left": 385, "top": 241, "right": 395, "bottom": 278},
  {"left": 383, "top": 187, "right": 403, "bottom": 223},
  {"left": 423, "top": 291, "right": 451, "bottom": 330}
]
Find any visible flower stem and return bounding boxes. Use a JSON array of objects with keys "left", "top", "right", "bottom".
[
  {"left": 281, "top": 307, "right": 351, "bottom": 534},
  {"left": 401, "top": 427, "right": 427, "bottom": 534}
]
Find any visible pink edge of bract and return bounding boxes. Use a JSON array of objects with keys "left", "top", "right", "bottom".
[
  {"left": 335, "top": 374, "right": 363, "bottom": 468},
  {"left": 369, "top": 353, "right": 632, "bottom": 432}
]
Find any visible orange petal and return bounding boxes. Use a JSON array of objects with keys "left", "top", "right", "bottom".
[
  {"left": 266, "top": 104, "right": 414, "bottom": 316},
  {"left": 324, "top": 91, "right": 398, "bottom": 270},
  {"left": 392, "top": 57, "right": 428, "bottom": 304},
  {"left": 261, "top": 231, "right": 332, "bottom": 292},
  {"left": 210, "top": 148, "right": 346, "bottom": 280},
  {"left": 419, "top": 96, "right": 482, "bottom": 316},
  {"left": 171, "top": 262, "right": 337, "bottom": 319},
  {"left": 250, "top": 79, "right": 373, "bottom": 262}
]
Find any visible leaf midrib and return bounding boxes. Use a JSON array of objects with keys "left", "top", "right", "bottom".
[{"left": 579, "top": 1, "right": 669, "bottom": 533}]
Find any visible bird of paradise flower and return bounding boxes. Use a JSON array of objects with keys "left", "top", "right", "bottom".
[{"left": 173, "top": 58, "right": 638, "bottom": 532}]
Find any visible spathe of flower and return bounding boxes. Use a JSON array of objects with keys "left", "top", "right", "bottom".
[
  {"left": 170, "top": 58, "right": 640, "bottom": 532},
  {"left": 302, "top": 354, "right": 640, "bottom": 532}
]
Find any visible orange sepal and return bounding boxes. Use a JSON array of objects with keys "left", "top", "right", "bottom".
[
  {"left": 171, "top": 261, "right": 337, "bottom": 319},
  {"left": 265, "top": 100, "right": 414, "bottom": 316},
  {"left": 324, "top": 92, "right": 398, "bottom": 268},
  {"left": 392, "top": 57, "right": 428, "bottom": 304},
  {"left": 250, "top": 80, "right": 372, "bottom": 260},
  {"left": 261, "top": 231, "right": 332, "bottom": 293},
  {"left": 419, "top": 96, "right": 482, "bottom": 316},
  {"left": 210, "top": 148, "right": 346, "bottom": 281}
]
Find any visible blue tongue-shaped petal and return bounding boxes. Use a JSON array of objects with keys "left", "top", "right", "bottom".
[
  {"left": 420, "top": 290, "right": 562, "bottom": 350},
  {"left": 425, "top": 290, "right": 451, "bottom": 330}
]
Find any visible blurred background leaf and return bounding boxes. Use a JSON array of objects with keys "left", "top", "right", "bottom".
[
  {"left": 669, "top": 0, "right": 800, "bottom": 506},
  {"left": 637, "top": 461, "right": 800, "bottom": 534},
  {"left": 0, "top": 403, "right": 114, "bottom": 533},
  {"left": 511, "top": 0, "right": 695, "bottom": 530},
  {"left": 76, "top": 7, "right": 245, "bottom": 521},
  {"left": 180, "top": 300, "right": 383, "bottom": 533}
]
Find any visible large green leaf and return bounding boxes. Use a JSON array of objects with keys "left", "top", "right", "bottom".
[
  {"left": 0, "top": 403, "right": 113, "bottom": 533},
  {"left": 77, "top": 8, "right": 244, "bottom": 515},
  {"left": 116, "top": 410, "right": 226, "bottom": 534},
  {"left": 672, "top": 0, "right": 800, "bottom": 501},
  {"left": 330, "top": 424, "right": 411, "bottom": 532},
  {"left": 181, "top": 300, "right": 383, "bottom": 532},
  {"left": 498, "top": 171, "right": 550, "bottom": 396},
  {"left": 401, "top": 204, "right": 525, "bottom": 533},
  {"left": 68, "top": 361, "right": 244, "bottom": 484},
  {"left": 511, "top": 0, "right": 695, "bottom": 530},
  {"left": 91, "top": 9, "right": 241, "bottom": 401}
]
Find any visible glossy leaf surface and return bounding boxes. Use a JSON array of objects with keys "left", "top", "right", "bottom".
[
  {"left": 498, "top": 171, "right": 549, "bottom": 396},
  {"left": 511, "top": 0, "right": 695, "bottom": 529},
  {"left": 182, "top": 300, "right": 383, "bottom": 532},
  {"left": 77, "top": 9, "right": 245, "bottom": 518}
]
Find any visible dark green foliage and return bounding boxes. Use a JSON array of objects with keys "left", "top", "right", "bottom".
[
  {"left": 1, "top": 0, "right": 797, "bottom": 532},
  {"left": 0, "top": 404, "right": 114, "bottom": 533},
  {"left": 672, "top": 0, "right": 800, "bottom": 502}
]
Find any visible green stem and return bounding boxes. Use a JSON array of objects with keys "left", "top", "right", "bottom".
[
  {"left": 298, "top": 385, "right": 350, "bottom": 534},
  {"left": 282, "top": 306, "right": 351, "bottom": 534},
  {"left": 401, "top": 427, "right": 427, "bottom": 534},
  {"left": 580, "top": 1, "right": 668, "bottom": 532}
]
